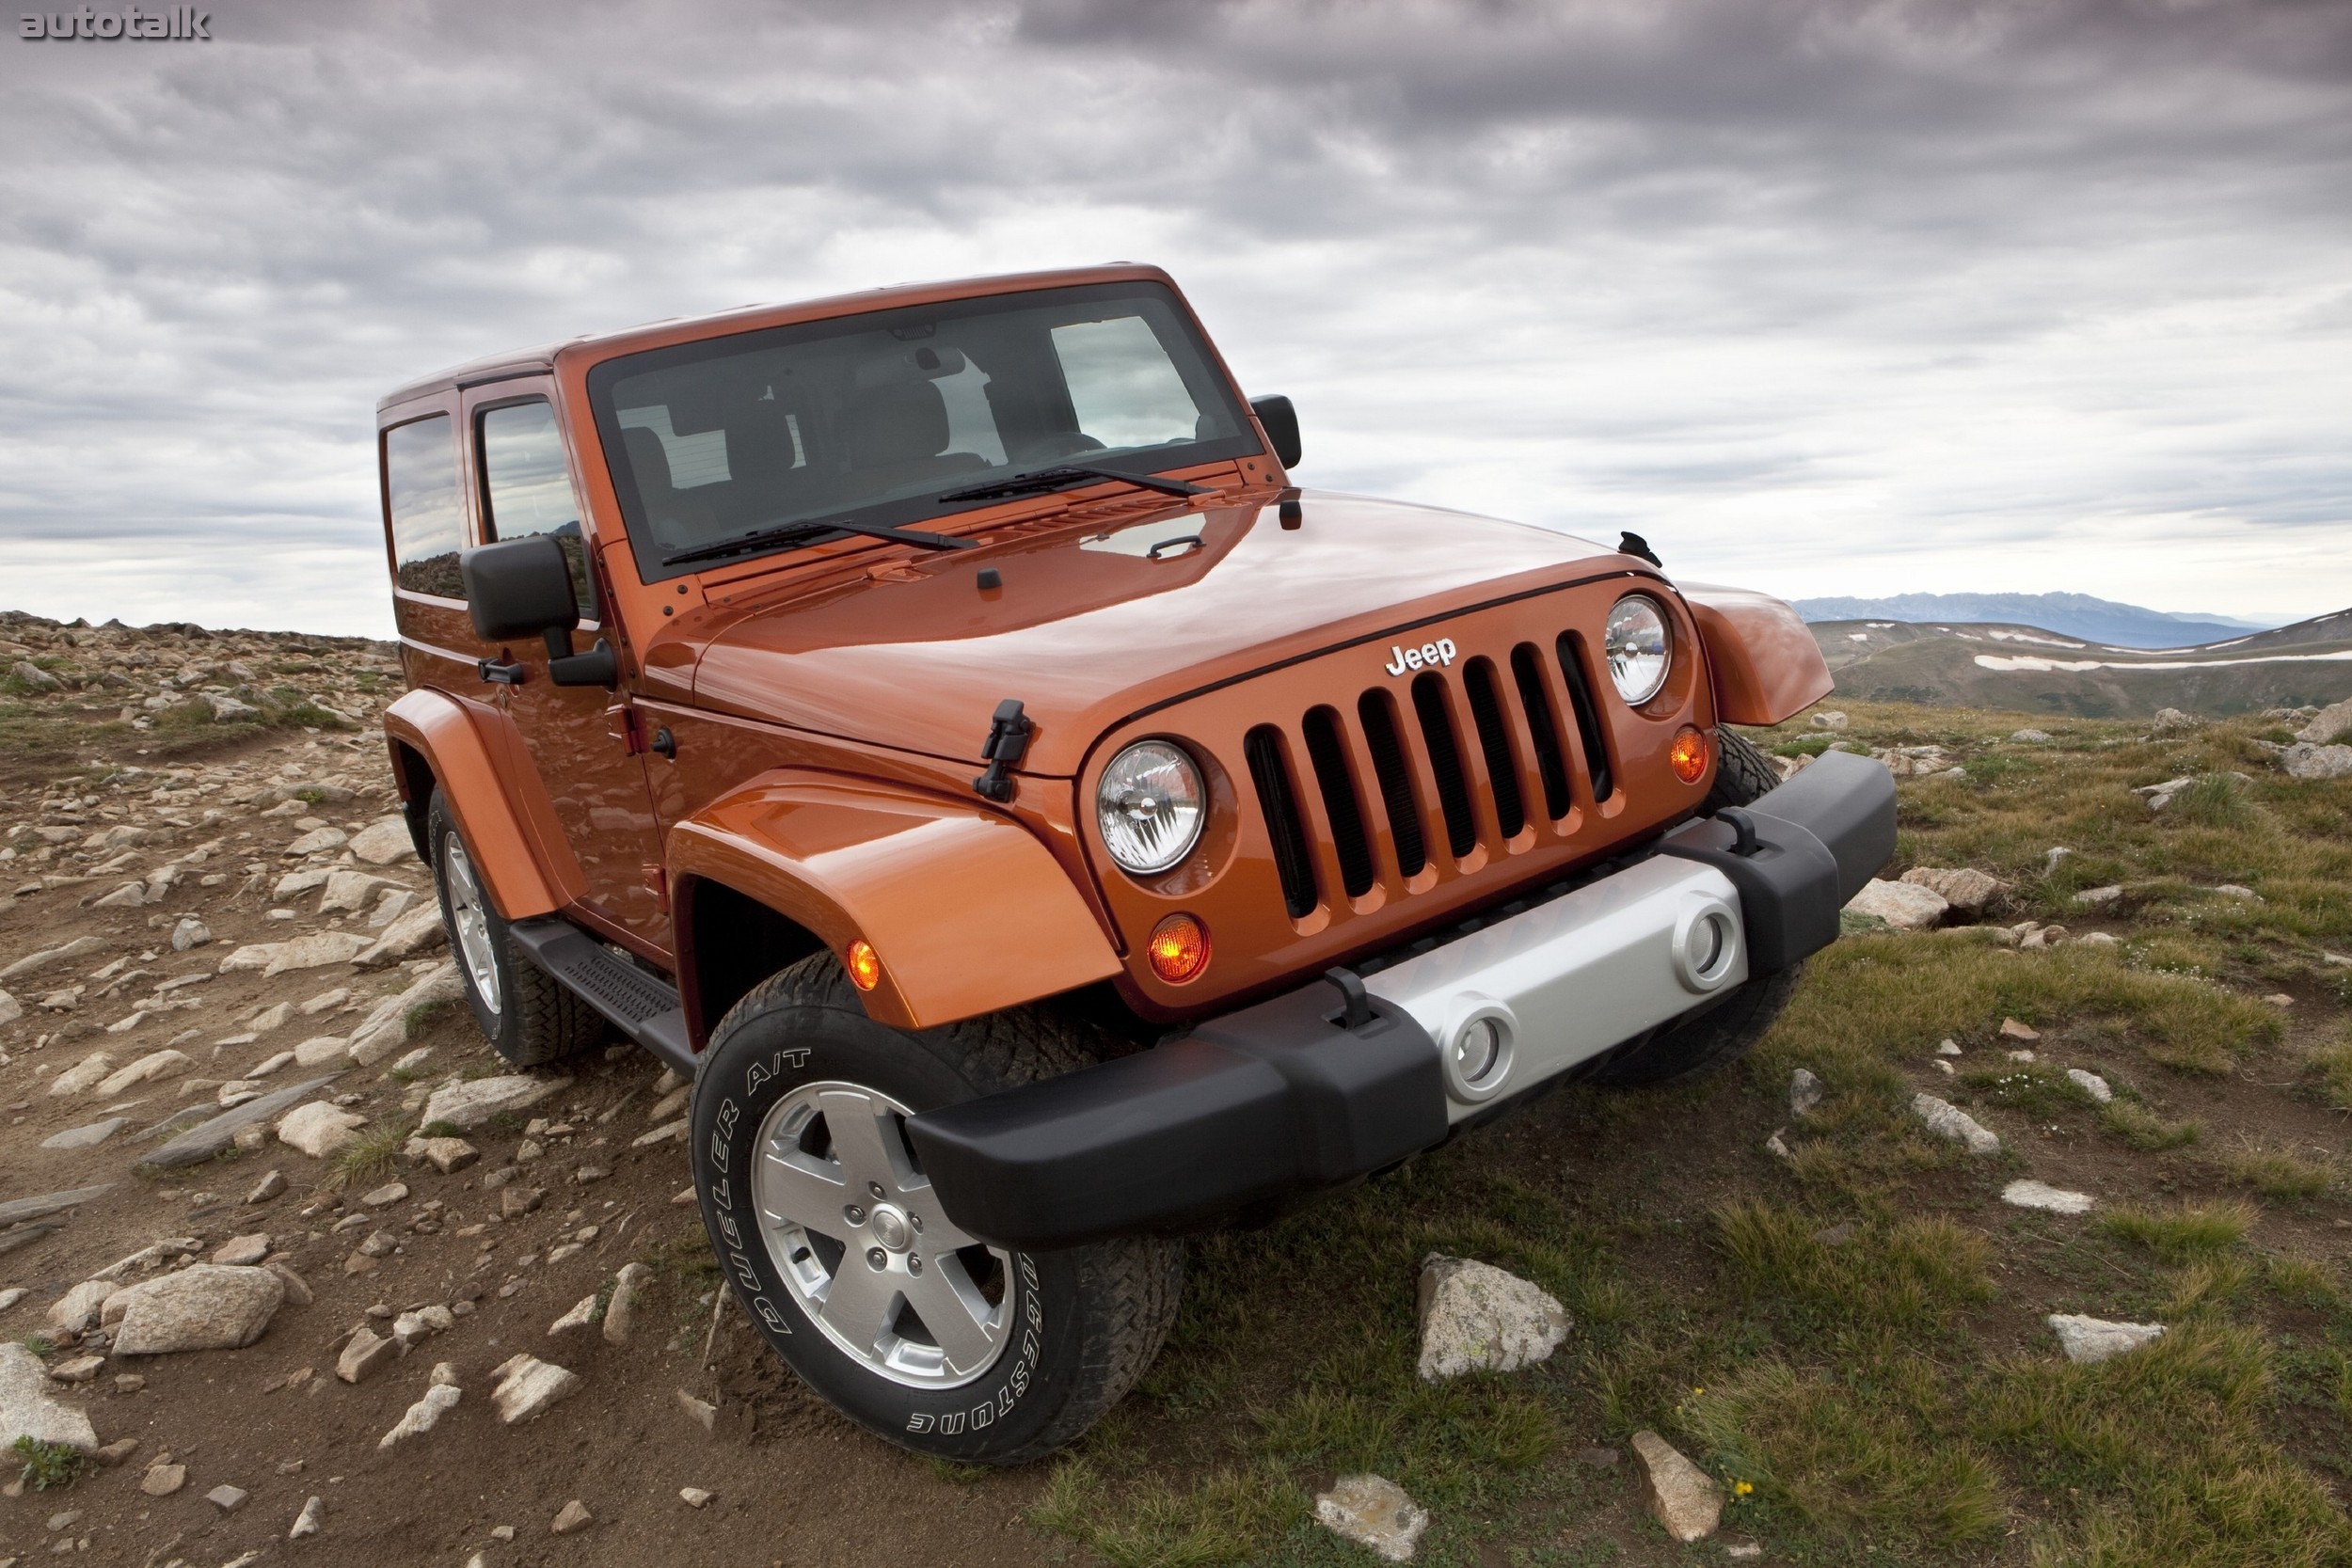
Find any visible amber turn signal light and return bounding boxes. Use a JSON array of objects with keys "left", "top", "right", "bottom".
[
  {"left": 1669, "top": 725, "right": 1710, "bottom": 784},
  {"left": 1147, "top": 913, "right": 1211, "bottom": 984},
  {"left": 845, "top": 939, "right": 882, "bottom": 991}
]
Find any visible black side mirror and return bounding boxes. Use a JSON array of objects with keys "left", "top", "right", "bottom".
[
  {"left": 1248, "top": 394, "right": 1301, "bottom": 469},
  {"left": 459, "top": 535, "right": 615, "bottom": 688}
]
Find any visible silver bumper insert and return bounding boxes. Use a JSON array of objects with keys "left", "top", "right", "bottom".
[{"left": 1361, "top": 856, "right": 1749, "bottom": 1120}]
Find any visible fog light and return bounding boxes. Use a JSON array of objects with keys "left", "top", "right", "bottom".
[
  {"left": 845, "top": 939, "right": 882, "bottom": 991},
  {"left": 1147, "top": 913, "right": 1210, "bottom": 984},
  {"left": 1454, "top": 1017, "right": 1502, "bottom": 1083},
  {"left": 1669, "top": 725, "right": 1710, "bottom": 784}
]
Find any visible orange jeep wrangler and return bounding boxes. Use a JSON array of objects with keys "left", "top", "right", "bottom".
[{"left": 374, "top": 264, "right": 1894, "bottom": 1464}]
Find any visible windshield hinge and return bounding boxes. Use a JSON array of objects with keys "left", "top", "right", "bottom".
[{"left": 972, "top": 699, "right": 1034, "bottom": 803}]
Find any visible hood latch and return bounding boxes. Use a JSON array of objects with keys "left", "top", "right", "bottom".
[{"left": 972, "top": 699, "right": 1034, "bottom": 803}]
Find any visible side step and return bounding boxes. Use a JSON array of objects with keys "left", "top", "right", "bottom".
[{"left": 507, "top": 918, "right": 695, "bottom": 1076}]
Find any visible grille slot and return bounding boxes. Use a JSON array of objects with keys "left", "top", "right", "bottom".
[
  {"left": 1511, "top": 641, "right": 1573, "bottom": 820},
  {"left": 1301, "top": 705, "right": 1376, "bottom": 898},
  {"left": 1357, "top": 690, "right": 1427, "bottom": 879},
  {"left": 1245, "top": 725, "right": 1318, "bottom": 919},
  {"left": 1556, "top": 632, "right": 1615, "bottom": 801},
  {"left": 1409, "top": 673, "right": 1479, "bottom": 859},
  {"left": 1461, "top": 657, "right": 1525, "bottom": 839}
]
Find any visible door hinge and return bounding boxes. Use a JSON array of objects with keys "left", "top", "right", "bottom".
[
  {"left": 612, "top": 705, "right": 646, "bottom": 756},
  {"left": 643, "top": 863, "right": 670, "bottom": 913}
]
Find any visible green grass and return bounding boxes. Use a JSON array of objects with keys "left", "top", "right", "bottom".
[
  {"left": 2100, "top": 1098, "right": 2202, "bottom": 1151},
  {"left": 2216, "top": 1137, "right": 2333, "bottom": 1203},
  {"left": 326, "top": 1119, "right": 407, "bottom": 1190},
  {"left": 13, "top": 1435, "right": 86, "bottom": 1491},
  {"left": 2097, "top": 1199, "right": 2257, "bottom": 1262}
]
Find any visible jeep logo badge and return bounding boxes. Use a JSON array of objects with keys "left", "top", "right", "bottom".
[{"left": 1383, "top": 637, "right": 1457, "bottom": 676}]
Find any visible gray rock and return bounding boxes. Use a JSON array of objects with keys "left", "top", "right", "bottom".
[
  {"left": 108, "top": 1264, "right": 285, "bottom": 1354},
  {"left": 0, "top": 1184, "right": 113, "bottom": 1227},
  {"left": 1313, "top": 1474, "right": 1428, "bottom": 1562},
  {"left": 282, "top": 827, "right": 349, "bottom": 857},
  {"left": 0, "top": 985, "right": 18, "bottom": 1027},
  {"left": 40, "top": 1117, "right": 128, "bottom": 1150},
  {"left": 491, "top": 1353, "right": 582, "bottom": 1423},
  {"left": 211, "top": 1233, "right": 271, "bottom": 1267},
  {"left": 421, "top": 1073, "right": 569, "bottom": 1132},
  {"left": 0, "top": 1341, "right": 98, "bottom": 1453},
  {"left": 1912, "top": 1093, "right": 2001, "bottom": 1154},
  {"left": 0, "top": 1287, "right": 25, "bottom": 1316},
  {"left": 246, "top": 1169, "right": 286, "bottom": 1203},
  {"left": 551, "top": 1498, "right": 595, "bottom": 1535},
  {"left": 2047, "top": 1313, "right": 2164, "bottom": 1364},
  {"left": 2152, "top": 707, "right": 2198, "bottom": 731},
  {"left": 1630, "top": 1430, "right": 1724, "bottom": 1543},
  {"left": 278, "top": 1101, "right": 367, "bottom": 1159},
  {"left": 337, "top": 1326, "right": 398, "bottom": 1385},
  {"left": 2281, "top": 743, "right": 2352, "bottom": 781},
  {"left": 48, "top": 1051, "right": 117, "bottom": 1097},
  {"left": 290, "top": 1494, "right": 325, "bottom": 1540},
  {"left": 206, "top": 1482, "right": 249, "bottom": 1512},
  {"left": 1414, "top": 1255, "right": 1571, "bottom": 1382},
  {"left": 1788, "top": 1068, "right": 1824, "bottom": 1117},
  {"left": 604, "top": 1262, "right": 653, "bottom": 1345},
  {"left": 168, "top": 918, "right": 212, "bottom": 952},
  {"left": 2072, "top": 885, "right": 2123, "bottom": 908},
  {"left": 46, "top": 1279, "right": 117, "bottom": 1334},
  {"left": 2002, "top": 1180, "right": 2094, "bottom": 1214},
  {"left": 0, "top": 935, "right": 106, "bottom": 984},
  {"left": 1844, "top": 878, "right": 1947, "bottom": 930},
  {"left": 2010, "top": 728, "right": 2053, "bottom": 742},
  {"left": 2066, "top": 1069, "right": 2113, "bottom": 1103},
  {"left": 317, "top": 870, "right": 394, "bottom": 914},
  {"left": 2297, "top": 698, "right": 2352, "bottom": 746},
  {"left": 1900, "top": 866, "right": 2001, "bottom": 916},
  {"left": 94, "top": 1048, "right": 194, "bottom": 1099},
  {"left": 353, "top": 904, "right": 448, "bottom": 969},
  {"left": 347, "top": 816, "right": 416, "bottom": 865},
  {"left": 141, "top": 1074, "right": 342, "bottom": 1170},
  {"left": 378, "top": 1382, "right": 461, "bottom": 1449},
  {"left": 405, "top": 1135, "right": 478, "bottom": 1174},
  {"left": 347, "top": 962, "right": 461, "bottom": 1066}
]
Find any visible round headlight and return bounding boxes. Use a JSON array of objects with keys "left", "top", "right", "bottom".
[
  {"left": 1603, "top": 594, "right": 1673, "bottom": 705},
  {"left": 1096, "top": 740, "right": 1206, "bottom": 876}
]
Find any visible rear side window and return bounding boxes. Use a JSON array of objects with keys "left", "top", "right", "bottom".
[
  {"left": 478, "top": 400, "right": 592, "bottom": 611},
  {"left": 384, "top": 415, "right": 465, "bottom": 598}
]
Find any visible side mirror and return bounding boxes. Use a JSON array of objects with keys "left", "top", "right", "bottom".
[
  {"left": 459, "top": 535, "right": 614, "bottom": 689},
  {"left": 1248, "top": 394, "right": 1301, "bottom": 469}
]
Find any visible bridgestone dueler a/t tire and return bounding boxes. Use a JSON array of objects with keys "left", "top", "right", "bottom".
[
  {"left": 426, "top": 792, "right": 606, "bottom": 1069},
  {"left": 690, "top": 954, "right": 1184, "bottom": 1465},
  {"left": 1587, "top": 726, "right": 1803, "bottom": 1086}
]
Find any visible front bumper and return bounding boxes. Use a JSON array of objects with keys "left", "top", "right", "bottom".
[{"left": 908, "top": 751, "right": 1896, "bottom": 1250}]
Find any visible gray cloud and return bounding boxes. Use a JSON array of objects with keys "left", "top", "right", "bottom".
[{"left": 0, "top": 0, "right": 2346, "bottom": 634}]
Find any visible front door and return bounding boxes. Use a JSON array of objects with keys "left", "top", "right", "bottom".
[{"left": 459, "top": 381, "right": 672, "bottom": 954}]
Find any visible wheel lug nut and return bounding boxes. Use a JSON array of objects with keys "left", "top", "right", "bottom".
[
  {"left": 867, "top": 1181, "right": 886, "bottom": 1200},
  {"left": 845, "top": 1205, "right": 866, "bottom": 1226},
  {"left": 909, "top": 1214, "right": 923, "bottom": 1233},
  {"left": 866, "top": 1247, "right": 886, "bottom": 1271},
  {"left": 908, "top": 1255, "right": 922, "bottom": 1275}
]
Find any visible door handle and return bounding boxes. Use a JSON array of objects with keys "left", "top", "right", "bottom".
[{"left": 477, "top": 656, "right": 526, "bottom": 686}]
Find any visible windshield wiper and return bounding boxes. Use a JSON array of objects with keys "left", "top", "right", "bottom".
[
  {"left": 937, "top": 464, "right": 1209, "bottom": 505},
  {"left": 661, "top": 515, "right": 978, "bottom": 568}
]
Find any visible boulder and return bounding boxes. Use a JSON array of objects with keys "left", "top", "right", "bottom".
[
  {"left": 421, "top": 1073, "right": 568, "bottom": 1132},
  {"left": 168, "top": 918, "right": 212, "bottom": 951},
  {"left": 2297, "top": 697, "right": 2352, "bottom": 746},
  {"left": 0, "top": 935, "right": 105, "bottom": 984},
  {"left": 348, "top": 961, "right": 461, "bottom": 1066},
  {"left": 1900, "top": 866, "right": 2001, "bottom": 917},
  {"left": 318, "top": 870, "right": 395, "bottom": 914},
  {"left": 1630, "top": 1430, "right": 1723, "bottom": 1543},
  {"left": 1414, "top": 1255, "right": 1571, "bottom": 1382},
  {"left": 347, "top": 816, "right": 417, "bottom": 865},
  {"left": 141, "top": 1074, "right": 341, "bottom": 1171},
  {"left": 278, "top": 1101, "right": 367, "bottom": 1159},
  {"left": 293, "top": 1034, "right": 350, "bottom": 1067},
  {"left": 47, "top": 1051, "right": 117, "bottom": 1097},
  {"left": 0, "top": 1341, "right": 98, "bottom": 1454},
  {"left": 1912, "top": 1093, "right": 2001, "bottom": 1154},
  {"left": 107, "top": 1265, "right": 285, "bottom": 1354},
  {"left": 2152, "top": 707, "right": 2198, "bottom": 730},
  {"left": 46, "top": 1279, "right": 119, "bottom": 1334},
  {"left": 352, "top": 904, "right": 448, "bottom": 969},
  {"left": 2281, "top": 743, "right": 2352, "bottom": 782},
  {"left": 1844, "top": 878, "right": 1948, "bottom": 931},
  {"left": 1313, "top": 1474, "right": 1428, "bottom": 1563},
  {"left": 491, "top": 1354, "right": 582, "bottom": 1423},
  {"left": 93, "top": 1048, "right": 194, "bottom": 1099},
  {"left": 2047, "top": 1313, "right": 2164, "bottom": 1364}
]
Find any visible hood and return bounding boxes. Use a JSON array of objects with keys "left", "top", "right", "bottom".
[{"left": 689, "top": 491, "right": 1639, "bottom": 775}]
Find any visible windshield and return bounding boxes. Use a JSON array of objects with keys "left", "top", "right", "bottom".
[{"left": 585, "top": 280, "right": 1259, "bottom": 579}]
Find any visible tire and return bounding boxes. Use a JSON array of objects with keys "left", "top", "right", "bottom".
[
  {"left": 690, "top": 954, "right": 1184, "bottom": 1465},
  {"left": 426, "top": 791, "right": 607, "bottom": 1069},
  {"left": 1588, "top": 725, "right": 1801, "bottom": 1086}
]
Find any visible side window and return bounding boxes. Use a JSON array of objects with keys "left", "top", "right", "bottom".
[
  {"left": 478, "top": 400, "right": 593, "bottom": 613},
  {"left": 384, "top": 415, "right": 466, "bottom": 598}
]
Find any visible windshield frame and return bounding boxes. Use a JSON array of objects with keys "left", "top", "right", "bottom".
[{"left": 583, "top": 278, "right": 1265, "bottom": 584}]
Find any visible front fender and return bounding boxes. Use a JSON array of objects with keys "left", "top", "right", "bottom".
[
  {"left": 382, "top": 689, "right": 566, "bottom": 921},
  {"left": 667, "top": 771, "right": 1122, "bottom": 1032},
  {"left": 1679, "top": 582, "right": 1836, "bottom": 726}
]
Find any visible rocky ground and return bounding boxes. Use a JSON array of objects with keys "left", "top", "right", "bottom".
[
  {"left": 0, "top": 613, "right": 1071, "bottom": 1568},
  {"left": 6, "top": 613, "right": 2352, "bottom": 1568}
]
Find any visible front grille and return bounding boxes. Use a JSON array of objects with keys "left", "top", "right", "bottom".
[{"left": 1244, "top": 637, "right": 1619, "bottom": 920}]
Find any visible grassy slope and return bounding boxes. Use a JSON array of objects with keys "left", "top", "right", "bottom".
[{"left": 1031, "top": 704, "right": 2352, "bottom": 1567}]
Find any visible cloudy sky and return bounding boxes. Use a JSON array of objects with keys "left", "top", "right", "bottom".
[{"left": 3, "top": 0, "right": 2347, "bottom": 638}]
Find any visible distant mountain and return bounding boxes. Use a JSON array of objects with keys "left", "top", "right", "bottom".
[
  {"left": 1789, "top": 593, "right": 2275, "bottom": 651},
  {"left": 1807, "top": 607, "right": 2352, "bottom": 719}
]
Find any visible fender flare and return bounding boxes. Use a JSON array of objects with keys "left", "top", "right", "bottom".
[
  {"left": 1678, "top": 582, "right": 1836, "bottom": 726},
  {"left": 382, "top": 688, "right": 567, "bottom": 921},
  {"left": 668, "top": 770, "right": 1122, "bottom": 1033}
]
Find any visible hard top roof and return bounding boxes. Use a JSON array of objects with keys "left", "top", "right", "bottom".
[{"left": 374, "top": 263, "right": 1173, "bottom": 417}]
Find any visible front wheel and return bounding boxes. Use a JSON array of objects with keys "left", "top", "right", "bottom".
[{"left": 691, "top": 954, "right": 1184, "bottom": 1465}]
